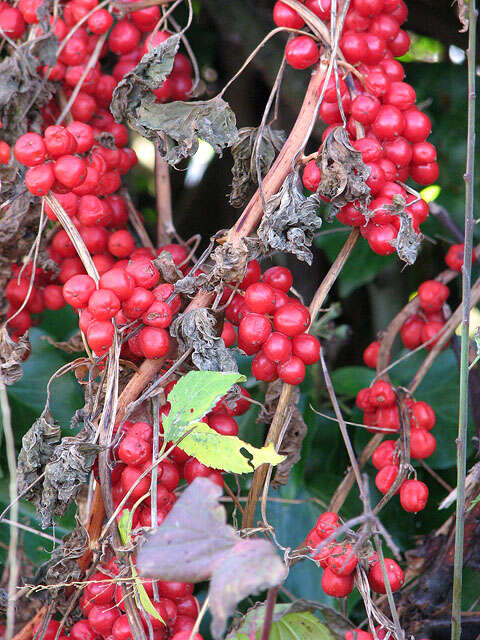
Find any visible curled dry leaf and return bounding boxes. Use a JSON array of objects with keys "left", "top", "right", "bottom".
[
  {"left": 229, "top": 125, "right": 286, "bottom": 208},
  {"left": 152, "top": 251, "right": 183, "bottom": 283},
  {"left": 0, "top": 327, "right": 30, "bottom": 385},
  {"left": 137, "top": 478, "right": 287, "bottom": 640},
  {"left": 170, "top": 308, "right": 238, "bottom": 372},
  {"left": 256, "top": 169, "right": 322, "bottom": 264},
  {"left": 111, "top": 35, "right": 238, "bottom": 166},
  {"left": 317, "top": 126, "right": 370, "bottom": 216},
  {"left": 43, "top": 332, "right": 85, "bottom": 354},
  {"left": 388, "top": 196, "right": 423, "bottom": 265},
  {"left": 456, "top": 0, "right": 469, "bottom": 31},
  {"left": 17, "top": 414, "right": 61, "bottom": 501},
  {"left": 38, "top": 423, "right": 101, "bottom": 528},
  {"left": 258, "top": 380, "right": 307, "bottom": 489}
]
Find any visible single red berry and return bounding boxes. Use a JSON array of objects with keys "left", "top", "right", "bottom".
[
  {"left": 237, "top": 259, "right": 262, "bottom": 289},
  {"left": 88, "top": 605, "right": 119, "bottom": 636},
  {"left": 0, "top": 7, "right": 26, "bottom": 38},
  {"left": 87, "top": 320, "right": 114, "bottom": 355},
  {"left": 369, "top": 380, "right": 395, "bottom": 407},
  {"left": 375, "top": 464, "right": 398, "bottom": 494},
  {"left": 285, "top": 35, "right": 319, "bottom": 70},
  {"left": 54, "top": 155, "right": 87, "bottom": 189},
  {"left": 410, "top": 162, "right": 439, "bottom": 186},
  {"left": 99, "top": 268, "right": 135, "bottom": 301},
  {"left": 245, "top": 282, "right": 276, "bottom": 314},
  {"left": 262, "top": 332, "right": 292, "bottom": 364},
  {"left": 122, "top": 287, "right": 154, "bottom": 319},
  {"left": 207, "top": 413, "right": 239, "bottom": 436},
  {"left": 88, "top": 288, "right": 121, "bottom": 321},
  {"left": 70, "top": 620, "right": 97, "bottom": 640},
  {"left": 251, "top": 351, "right": 278, "bottom": 382},
  {"left": 277, "top": 355, "right": 306, "bottom": 385},
  {"left": 142, "top": 301, "right": 173, "bottom": 328},
  {"left": 368, "top": 558, "right": 404, "bottom": 593},
  {"left": 400, "top": 314, "right": 424, "bottom": 350},
  {"left": 14, "top": 132, "right": 46, "bottom": 166},
  {"left": 302, "top": 160, "right": 322, "bottom": 192},
  {"left": 109, "top": 19, "right": 141, "bottom": 55},
  {"left": 292, "top": 333, "right": 320, "bottom": 365},
  {"left": 262, "top": 266, "right": 293, "bottom": 292},
  {"left": 139, "top": 326, "right": 170, "bottom": 359},
  {"left": 315, "top": 511, "right": 339, "bottom": 538},
  {"left": 327, "top": 543, "right": 358, "bottom": 576},
  {"left": 85, "top": 571, "right": 115, "bottom": 605},
  {"left": 63, "top": 274, "right": 96, "bottom": 309},
  {"left": 87, "top": 8, "right": 113, "bottom": 34},
  {"left": 25, "top": 163, "right": 55, "bottom": 195},
  {"left": 183, "top": 458, "right": 223, "bottom": 487},
  {"left": 363, "top": 340, "right": 380, "bottom": 368},
  {"left": 400, "top": 479, "right": 429, "bottom": 512},
  {"left": 375, "top": 405, "right": 400, "bottom": 432},
  {"left": 372, "top": 440, "right": 397, "bottom": 470},
  {"left": 118, "top": 434, "right": 150, "bottom": 466},
  {"left": 410, "top": 428, "right": 436, "bottom": 460},
  {"left": 221, "top": 321, "right": 236, "bottom": 347},
  {"left": 273, "top": 303, "right": 310, "bottom": 336},
  {"left": 421, "top": 321, "right": 446, "bottom": 351},
  {"left": 321, "top": 568, "right": 354, "bottom": 597},
  {"left": 344, "top": 630, "right": 372, "bottom": 640},
  {"left": 238, "top": 313, "right": 272, "bottom": 347},
  {"left": 410, "top": 401, "right": 435, "bottom": 430}
]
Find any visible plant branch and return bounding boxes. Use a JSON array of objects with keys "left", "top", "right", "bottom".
[
  {"left": 451, "top": 2, "right": 477, "bottom": 639},
  {"left": 260, "top": 586, "right": 280, "bottom": 640},
  {"left": 155, "top": 149, "right": 175, "bottom": 245}
]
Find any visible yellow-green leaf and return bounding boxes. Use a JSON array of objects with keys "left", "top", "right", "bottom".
[
  {"left": 131, "top": 561, "right": 164, "bottom": 623},
  {"left": 171, "top": 421, "right": 284, "bottom": 473}
]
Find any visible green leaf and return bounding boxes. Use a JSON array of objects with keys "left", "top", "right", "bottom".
[
  {"left": 229, "top": 605, "right": 334, "bottom": 640},
  {"left": 171, "top": 421, "right": 284, "bottom": 474},
  {"left": 163, "top": 370, "right": 245, "bottom": 439},
  {"left": 330, "top": 367, "right": 375, "bottom": 398},
  {"left": 118, "top": 509, "right": 131, "bottom": 546}
]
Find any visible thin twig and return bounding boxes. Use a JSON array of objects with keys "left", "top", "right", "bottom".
[
  {"left": 260, "top": 587, "right": 280, "bottom": 640},
  {"left": 155, "top": 150, "right": 175, "bottom": 245},
  {"left": 452, "top": 3, "right": 477, "bottom": 639}
]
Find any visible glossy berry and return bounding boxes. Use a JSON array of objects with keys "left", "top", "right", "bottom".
[
  {"left": 410, "top": 428, "right": 436, "bottom": 460},
  {"left": 262, "top": 266, "right": 293, "bottom": 292},
  {"left": 238, "top": 313, "right": 272, "bottom": 347},
  {"left": 273, "top": 303, "right": 310, "bottom": 336},
  {"left": 321, "top": 568, "right": 354, "bottom": 597},
  {"left": 139, "top": 326, "right": 170, "bottom": 359},
  {"left": 368, "top": 558, "right": 404, "bottom": 593},
  {"left": 372, "top": 440, "right": 397, "bottom": 470},
  {"left": 400, "top": 479, "right": 429, "bottom": 512},
  {"left": 445, "top": 244, "right": 474, "bottom": 272},
  {"left": 410, "top": 401, "right": 435, "bottom": 430},
  {"left": 327, "top": 543, "right": 358, "bottom": 576},
  {"left": 369, "top": 380, "right": 395, "bottom": 407},
  {"left": 363, "top": 341, "right": 380, "bottom": 368},
  {"left": 285, "top": 36, "right": 319, "bottom": 70},
  {"left": 273, "top": 1, "right": 304, "bottom": 28},
  {"left": 315, "top": 511, "right": 339, "bottom": 538},
  {"left": 63, "top": 275, "right": 96, "bottom": 309},
  {"left": 244, "top": 282, "right": 276, "bottom": 314},
  {"left": 277, "top": 355, "right": 306, "bottom": 385},
  {"left": 263, "top": 332, "right": 292, "bottom": 364},
  {"left": 375, "top": 464, "right": 398, "bottom": 494},
  {"left": 88, "top": 289, "right": 121, "bottom": 320},
  {"left": 251, "top": 352, "right": 278, "bottom": 382}
]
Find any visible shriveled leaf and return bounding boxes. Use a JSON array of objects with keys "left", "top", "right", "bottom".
[
  {"left": 170, "top": 309, "right": 239, "bottom": 372},
  {"left": 17, "top": 414, "right": 61, "bottom": 501},
  {"left": 153, "top": 252, "right": 183, "bottom": 283},
  {"left": 228, "top": 600, "right": 338, "bottom": 640},
  {"left": 256, "top": 170, "right": 322, "bottom": 265},
  {"left": 258, "top": 381, "right": 307, "bottom": 489},
  {"left": 38, "top": 422, "right": 101, "bottom": 527},
  {"left": 43, "top": 332, "right": 84, "bottom": 354},
  {"left": 210, "top": 539, "right": 288, "bottom": 639},
  {"left": 138, "top": 478, "right": 287, "bottom": 640},
  {"left": 229, "top": 126, "right": 286, "bottom": 208},
  {"left": 169, "top": 420, "right": 284, "bottom": 473},
  {"left": 111, "top": 35, "right": 237, "bottom": 165},
  {"left": 137, "top": 479, "right": 237, "bottom": 582},
  {"left": 457, "top": 0, "right": 469, "bottom": 31},
  {"left": 0, "top": 328, "right": 30, "bottom": 385},
  {"left": 318, "top": 127, "right": 370, "bottom": 215},
  {"left": 388, "top": 196, "right": 422, "bottom": 265}
]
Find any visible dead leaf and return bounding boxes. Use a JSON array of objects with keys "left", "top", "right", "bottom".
[
  {"left": 229, "top": 126, "right": 286, "bottom": 208},
  {"left": 170, "top": 308, "right": 238, "bottom": 372},
  {"left": 318, "top": 127, "right": 370, "bottom": 216},
  {"left": 456, "top": 0, "right": 469, "bottom": 31},
  {"left": 153, "top": 251, "right": 183, "bottom": 283},
  {"left": 381, "top": 195, "right": 422, "bottom": 265},
  {"left": 43, "top": 332, "right": 84, "bottom": 354},
  {"left": 256, "top": 169, "right": 322, "bottom": 264},
  {"left": 137, "top": 478, "right": 287, "bottom": 639},
  {"left": 0, "top": 327, "right": 30, "bottom": 385}
]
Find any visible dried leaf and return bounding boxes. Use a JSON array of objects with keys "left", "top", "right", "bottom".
[
  {"left": 111, "top": 35, "right": 238, "bottom": 166},
  {"left": 43, "top": 332, "right": 84, "bottom": 354},
  {"left": 138, "top": 478, "right": 287, "bottom": 639},
  {"left": 256, "top": 170, "right": 322, "bottom": 264},
  {"left": 257, "top": 381, "right": 307, "bottom": 489},
  {"left": 229, "top": 126, "right": 286, "bottom": 208},
  {"left": 94, "top": 131, "right": 117, "bottom": 149},
  {"left": 0, "top": 327, "right": 30, "bottom": 385},
  {"left": 170, "top": 308, "right": 238, "bottom": 372},
  {"left": 457, "top": 0, "right": 469, "bottom": 31},
  {"left": 38, "top": 423, "right": 101, "bottom": 527},
  {"left": 383, "top": 195, "right": 422, "bottom": 265},
  {"left": 318, "top": 127, "right": 370, "bottom": 215},
  {"left": 17, "top": 414, "right": 61, "bottom": 501},
  {"left": 153, "top": 252, "right": 183, "bottom": 283}
]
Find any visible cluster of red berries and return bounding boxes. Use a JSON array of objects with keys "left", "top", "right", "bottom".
[
  {"left": 33, "top": 578, "right": 202, "bottom": 640},
  {"left": 345, "top": 630, "right": 431, "bottom": 640},
  {"left": 306, "top": 511, "right": 404, "bottom": 597},
  {"left": 273, "top": 0, "right": 437, "bottom": 257},
  {"left": 355, "top": 380, "right": 435, "bottom": 511},
  {"left": 220, "top": 262, "right": 321, "bottom": 385},
  {"left": 400, "top": 279, "right": 450, "bottom": 352}
]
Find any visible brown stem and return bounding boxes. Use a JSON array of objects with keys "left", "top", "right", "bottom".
[
  {"left": 260, "top": 586, "right": 280, "bottom": 640},
  {"left": 242, "top": 230, "right": 360, "bottom": 528},
  {"left": 12, "top": 608, "right": 47, "bottom": 640},
  {"left": 155, "top": 149, "right": 175, "bottom": 245},
  {"left": 121, "top": 188, "right": 154, "bottom": 251}
]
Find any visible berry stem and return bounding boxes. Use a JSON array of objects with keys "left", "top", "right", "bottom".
[
  {"left": 121, "top": 187, "right": 155, "bottom": 251},
  {"left": 155, "top": 149, "right": 175, "bottom": 245},
  {"left": 259, "top": 586, "right": 280, "bottom": 640},
  {"left": 452, "top": 2, "right": 477, "bottom": 638}
]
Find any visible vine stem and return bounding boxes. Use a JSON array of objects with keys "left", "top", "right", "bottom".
[
  {"left": 155, "top": 149, "right": 175, "bottom": 245},
  {"left": 242, "top": 229, "right": 359, "bottom": 529},
  {"left": 452, "top": 2, "right": 477, "bottom": 639},
  {"left": 259, "top": 586, "right": 280, "bottom": 640}
]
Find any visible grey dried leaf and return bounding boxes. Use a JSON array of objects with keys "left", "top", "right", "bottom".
[
  {"left": 152, "top": 251, "right": 183, "bottom": 283},
  {"left": 387, "top": 195, "right": 422, "bottom": 265},
  {"left": 257, "top": 380, "right": 307, "bottom": 488},
  {"left": 170, "top": 308, "right": 238, "bottom": 372},
  {"left": 229, "top": 126, "right": 286, "bottom": 208},
  {"left": 17, "top": 414, "right": 61, "bottom": 501},
  {"left": 0, "top": 327, "right": 30, "bottom": 385},
  {"left": 137, "top": 478, "right": 287, "bottom": 640},
  {"left": 457, "top": 0, "right": 469, "bottom": 31},
  {"left": 257, "top": 170, "right": 322, "bottom": 264},
  {"left": 111, "top": 34, "right": 237, "bottom": 166},
  {"left": 43, "top": 332, "right": 84, "bottom": 354},
  {"left": 318, "top": 126, "right": 370, "bottom": 215},
  {"left": 38, "top": 424, "right": 101, "bottom": 527}
]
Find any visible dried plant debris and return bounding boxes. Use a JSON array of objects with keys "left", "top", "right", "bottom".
[
  {"left": 137, "top": 478, "right": 287, "bottom": 640},
  {"left": 256, "top": 169, "right": 322, "bottom": 264},
  {"left": 174, "top": 239, "right": 258, "bottom": 296},
  {"left": 258, "top": 380, "right": 307, "bottom": 488},
  {"left": 170, "top": 308, "right": 238, "bottom": 372},
  {"left": 153, "top": 251, "right": 183, "bottom": 283},
  {"left": 0, "top": 327, "right": 30, "bottom": 385},
  {"left": 17, "top": 414, "right": 61, "bottom": 501},
  {"left": 111, "top": 34, "right": 238, "bottom": 166},
  {"left": 38, "top": 422, "right": 101, "bottom": 528},
  {"left": 318, "top": 126, "right": 370, "bottom": 215},
  {"left": 43, "top": 332, "right": 85, "bottom": 354},
  {"left": 389, "top": 196, "right": 422, "bottom": 265},
  {"left": 229, "top": 125, "right": 286, "bottom": 208},
  {"left": 457, "top": 0, "right": 469, "bottom": 31},
  {"left": 0, "top": 38, "right": 56, "bottom": 146}
]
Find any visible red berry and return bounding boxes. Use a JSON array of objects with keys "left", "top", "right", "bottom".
[
  {"left": 262, "top": 266, "right": 293, "bottom": 292},
  {"left": 109, "top": 19, "right": 141, "bottom": 54},
  {"left": 109, "top": 230, "right": 136, "bottom": 258},
  {"left": 85, "top": 571, "right": 116, "bottom": 605},
  {"left": 400, "top": 479, "right": 429, "bottom": 512},
  {"left": 245, "top": 282, "right": 276, "bottom": 314},
  {"left": 70, "top": 620, "right": 97, "bottom": 640},
  {"left": 54, "top": 155, "right": 87, "bottom": 189},
  {"left": 139, "top": 326, "right": 170, "bottom": 359},
  {"left": 410, "top": 428, "right": 436, "bottom": 459},
  {"left": 368, "top": 558, "right": 404, "bottom": 593},
  {"left": 0, "top": 7, "right": 26, "bottom": 38},
  {"left": 400, "top": 314, "right": 424, "bottom": 350},
  {"left": 369, "top": 380, "right": 395, "bottom": 407},
  {"left": 303, "top": 160, "right": 322, "bottom": 192},
  {"left": 315, "top": 511, "right": 339, "bottom": 538},
  {"left": 285, "top": 36, "right": 319, "bottom": 70},
  {"left": 63, "top": 274, "right": 96, "bottom": 309},
  {"left": 273, "top": 303, "right": 310, "bottom": 336},
  {"left": 142, "top": 300, "right": 173, "bottom": 328},
  {"left": 118, "top": 434, "right": 150, "bottom": 466},
  {"left": 375, "top": 464, "right": 398, "bottom": 494},
  {"left": 183, "top": 458, "right": 223, "bottom": 487},
  {"left": 327, "top": 543, "right": 358, "bottom": 576},
  {"left": 251, "top": 351, "right": 278, "bottom": 381},
  {"left": 221, "top": 321, "right": 236, "bottom": 347},
  {"left": 372, "top": 440, "right": 397, "bottom": 470},
  {"left": 88, "top": 605, "right": 119, "bottom": 636},
  {"left": 14, "top": 132, "right": 46, "bottom": 166},
  {"left": 207, "top": 414, "right": 239, "bottom": 436},
  {"left": 292, "top": 333, "right": 320, "bottom": 365},
  {"left": 88, "top": 8, "right": 113, "bottom": 34},
  {"left": 277, "top": 355, "right": 306, "bottom": 385},
  {"left": 363, "top": 340, "right": 380, "bottom": 368},
  {"left": 99, "top": 268, "right": 135, "bottom": 301},
  {"left": 25, "top": 163, "right": 55, "bottom": 195},
  {"left": 410, "top": 401, "right": 435, "bottom": 430},
  {"left": 87, "top": 320, "right": 114, "bottom": 355},
  {"left": 238, "top": 313, "right": 272, "bottom": 347},
  {"left": 321, "top": 567, "right": 354, "bottom": 597},
  {"left": 418, "top": 280, "right": 449, "bottom": 313},
  {"left": 263, "top": 332, "right": 292, "bottom": 364}
]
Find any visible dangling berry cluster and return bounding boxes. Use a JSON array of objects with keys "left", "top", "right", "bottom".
[
  {"left": 306, "top": 511, "right": 404, "bottom": 597},
  {"left": 400, "top": 280, "right": 450, "bottom": 352},
  {"left": 273, "top": 0, "right": 438, "bottom": 256},
  {"left": 221, "top": 262, "right": 321, "bottom": 385}
]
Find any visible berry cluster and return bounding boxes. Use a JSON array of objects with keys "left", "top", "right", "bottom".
[
  {"left": 222, "top": 262, "right": 321, "bottom": 385},
  {"left": 345, "top": 629, "right": 432, "bottom": 640},
  {"left": 33, "top": 577, "right": 201, "bottom": 640},
  {"left": 306, "top": 511, "right": 404, "bottom": 597},
  {"left": 273, "top": 0, "right": 437, "bottom": 256},
  {"left": 400, "top": 280, "right": 450, "bottom": 352}
]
